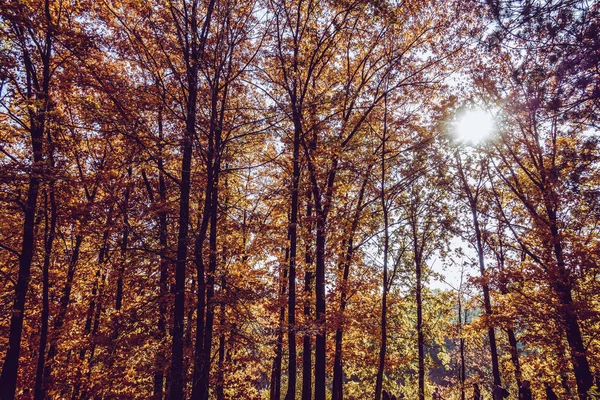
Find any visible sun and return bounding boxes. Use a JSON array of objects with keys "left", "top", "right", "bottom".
[{"left": 454, "top": 109, "right": 495, "bottom": 144}]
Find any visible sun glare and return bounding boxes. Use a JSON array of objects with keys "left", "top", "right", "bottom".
[{"left": 455, "top": 109, "right": 495, "bottom": 144}]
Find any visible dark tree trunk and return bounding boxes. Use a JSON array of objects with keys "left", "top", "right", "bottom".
[
  {"left": 375, "top": 123, "right": 389, "bottom": 400},
  {"left": 153, "top": 112, "right": 170, "bottom": 400},
  {"left": 314, "top": 215, "right": 327, "bottom": 400},
  {"left": 459, "top": 297, "right": 466, "bottom": 400},
  {"left": 198, "top": 93, "right": 223, "bottom": 400},
  {"left": 473, "top": 206, "right": 501, "bottom": 386},
  {"left": 285, "top": 117, "right": 301, "bottom": 400},
  {"left": 169, "top": 0, "right": 211, "bottom": 395},
  {"left": 506, "top": 328, "right": 521, "bottom": 387},
  {"left": 270, "top": 247, "right": 289, "bottom": 400},
  {"left": 34, "top": 186, "right": 57, "bottom": 400},
  {"left": 546, "top": 212, "right": 592, "bottom": 399},
  {"left": 216, "top": 277, "right": 226, "bottom": 400},
  {"left": 415, "top": 254, "right": 424, "bottom": 400},
  {"left": 302, "top": 191, "right": 313, "bottom": 400},
  {"left": 191, "top": 141, "right": 212, "bottom": 400},
  {"left": 170, "top": 86, "right": 195, "bottom": 400}
]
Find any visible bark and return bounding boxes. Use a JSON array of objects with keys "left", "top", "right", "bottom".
[
  {"left": 301, "top": 191, "right": 313, "bottom": 400},
  {"left": 308, "top": 157, "right": 338, "bottom": 400},
  {"left": 216, "top": 277, "right": 226, "bottom": 400},
  {"left": 169, "top": 0, "right": 204, "bottom": 395},
  {"left": 506, "top": 328, "right": 521, "bottom": 387},
  {"left": 152, "top": 111, "right": 170, "bottom": 400},
  {"left": 415, "top": 250, "right": 424, "bottom": 400},
  {"left": 34, "top": 186, "right": 57, "bottom": 400},
  {"left": 285, "top": 114, "right": 301, "bottom": 400},
  {"left": 270, "top": 247, "right": 289, "bottom": 400},
  {"left": 197, "top": 81, "right": 223, "bottom": 400},
  {"left": 314, "top": 215, "right": 327, "bottom": 400},
  {"left": 191, "top": 134, "right": 212, "bottom": 400},
  {"left": 546, "top": 206, "right": 592, "bottom": 398},
  {"left": 409, "top": 199, "right": 425, "bottom": 400},
  {"left": 458, "top": 296, "right": 466, "bottom": 400},
  {"left": 375, "top": 119, "right": 389, "bottom": 400}
]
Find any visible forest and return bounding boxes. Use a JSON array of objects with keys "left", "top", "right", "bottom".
[{"left": 0, "top": 0, "right": 599, "bottom": 399}]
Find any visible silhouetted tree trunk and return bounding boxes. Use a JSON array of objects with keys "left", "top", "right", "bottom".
[
  {"left": 302, "top": 190, "right": 313, "bottom": 400},
  {"left": 0, "top": 2, "right": 52, "bottom": 397},
  {"left": 270, "top": 247, "right": 289, "bottom": 400},
  {"left": 34, "top": 185, "right": 57, "bottom": 400},
  {"left": 375, "top": 102, "right": 390, "bottom": 400},
  {"left": 285, "top": 108, "right": 301, "bottom": 400},
  {"left": 216, "top": 276, "right": 226, "bottom": 400}
]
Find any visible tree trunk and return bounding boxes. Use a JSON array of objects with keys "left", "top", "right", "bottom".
[
  {"left": 191, "top": 143, "right": 213, "bottom": 400},
  {"left": 547, "top": 214, "right": 592, "bottom": 399},
  {"left": 153, "top": 112, "right": 170, "bottom": 400},
  {"left": 170, "top": 89, "right": 195, "bottom": 400},
  {"left": 506, "top": 328, "right": 521, "bottom": 387},
  {"left": 34, "top": 187, "right": 57, "bottom": 400},
  {"left": 416, "top": 255, "right": 424, "bottom": 400},
  {"left": 216, "top": 277, "right": 226, "bottom": 400},
  {"left": 314, "top": 215, "right": 327, "bottom": 400},
  {"left": 375, "top": 120, "right": 389, "bottom": 400},
  {"left": 302, "top": 192, "right": 313, "bottom": 400},
  {"left": 286, "top": 118, "right": 301, "bottom": 400},
  {"left": 472, "top": 205, "right": 501, "bottom": 386},
  {"left": 270, "top": 247, "right": 289, "bottom": 400},
  {"left": 333, "top": 171, "right": 369, "bottom": 400},
  {"left": 459, "top": 296, "right": 466, "bottom": 400}
]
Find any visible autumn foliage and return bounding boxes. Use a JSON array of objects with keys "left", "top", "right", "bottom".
[{"left": 0, "top": 0, "right": 599, "bottom": 399}]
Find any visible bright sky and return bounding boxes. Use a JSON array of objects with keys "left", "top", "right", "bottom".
[{"left": 454, "top": 109, "right": 495, "bottom": 144}]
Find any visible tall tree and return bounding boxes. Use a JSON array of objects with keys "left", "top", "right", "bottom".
[{"left": 0, "top": 2, "right": 55, "bottom": 397}]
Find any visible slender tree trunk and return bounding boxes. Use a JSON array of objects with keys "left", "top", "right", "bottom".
[
  {"left": 169, "top": 0, "right": 214, "bottom": 395},
  {"left": 198, "top": 106, "right": 222, "bottom": 400},
  {"left": 191, "top": 143, "right": 213, "bottom": 400},
  {"left": 170, "top": 89, "right": 195, "bottom": 400},
  {"left": 458, "top": 296, "right": 466, "bottom": 400},
  {"left": 416, "top": 257, "right": 424, "bottom": 400},
  {"left": 456, "top": 153, "right": 501, "bottom": 386},
  {"left": 301, "top": 192, "right": 313, "bottom": 400},
  {"left": 286, "top": 118, "right": 301, "bottom": 400},
  {"left": 314, "top": 215, "right": 327, "bottom": 400},
  {"left": 471, "top": 206, "right": 501, "bottom": 386},
  {"left": 506, "top": 328, "right": 521, "bottom": 387},
  {"left": 216, "top": 277, "right": 226, "bottom": 400},
  {"left": 153, "top": 111, "right": 170, "bottom": 400},
  {"left": 34, "top": 186, "right": 57, "bottom": 400},
  {"left": 375, "top": 116, "right": 389, "bottom": 400},
  {"left": 270, "top": 247, "right": 289, "bottom": 400}
]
